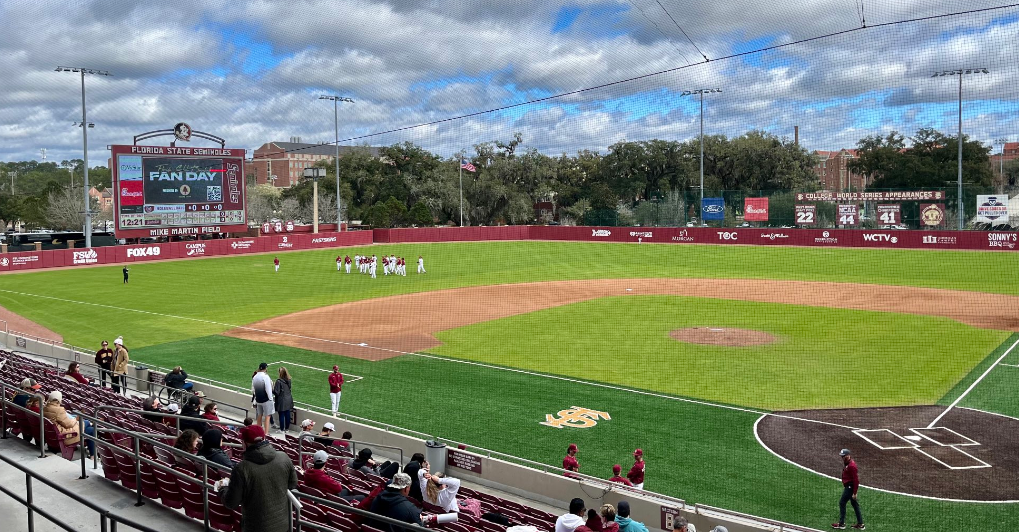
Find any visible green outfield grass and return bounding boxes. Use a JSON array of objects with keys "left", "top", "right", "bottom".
[
  {"left": 431, "top": 296, "right": 1009, "bottom": 410},
  {"left": 131, "top": 335, "right": 1019, "bottom": 532},
  {"left": 1, "top": 241, "right": 1019, "bottom": 350}
]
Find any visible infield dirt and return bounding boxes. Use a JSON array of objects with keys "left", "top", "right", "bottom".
[{"left": 223, "top": 278, "right": 1019, "bottom": 360}]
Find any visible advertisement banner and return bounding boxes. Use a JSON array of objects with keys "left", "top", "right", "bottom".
[
  {"left": 837, "top": 204, "right": 859, "bottom": 226},
  {"left": 743, "top": 197, "right": 769, "bottom": 221},
  {"left": 795, "top": 204, "right": 816, "bottom": 225},
  {"left": 795, "top": 191, "right": 945, "bottom": 202},
  {"left": 876, "top": 204, "right": 901, "bottom": 225},
  {"left": 701, "top": 197, "right": 725, "bottom": 221},
  {"left": 919, "top": 203, "right": 946, "bottom": 226},
  {"left": 976, "top": 195, "right": 1010, "bottom": 225}
]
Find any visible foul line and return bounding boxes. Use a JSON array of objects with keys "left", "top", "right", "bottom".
[
  {"left": 0, "top": 287, "right": 863, "bottom": 431},
  {"left": 999, "top": 363, "right": 1019, "bottom": 368},
  {"left": 266, "top": 360, "right": 364, "bottom": 382},
  {"left": 927, "top": 335, "right": 1019, "bottom": 428}
]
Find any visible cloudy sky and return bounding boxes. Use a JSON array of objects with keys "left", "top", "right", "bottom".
[{"left": 1, "top": 0, "right": 1017, "bottom": 164}]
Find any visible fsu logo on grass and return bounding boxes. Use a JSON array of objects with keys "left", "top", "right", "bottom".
[{"left": 540, "top": 406, "right": 611, "bottom": 429}]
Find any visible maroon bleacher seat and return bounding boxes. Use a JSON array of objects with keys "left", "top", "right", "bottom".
[{"left": 97, "top": 445, "right": 121, "bottom": 482}]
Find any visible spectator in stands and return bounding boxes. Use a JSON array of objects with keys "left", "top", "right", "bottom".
[
  {"left": 43, "top": 390, "right": 96, "bottom": 458},
  {"left": 420, "top": 469, "right": 482, "bottom": 517},
  {"left": 163, "top": 402, "right": 181, "bottom": 424},
  {"left": 180, "top": 395, "right": 208, "bottom": 435},
  {"left": 563, "top": 443, "right": 580, "bottom": 475},
  {"left": 94, "top": 340, "right": 114, "bottom": 388},
  {"left": 591, "top": 504, "right": 618, "bottom": 532},
  {"left": 351, "top": 448, "right": 399, "bottom": 477},
  {"left": 608, "top": 464, "right": 632, "bottom": 486},
  {"left": 368, "top": 472, "right": 423, "bottom": 532},
  {"left": 243, "top": 417, "right": 254, "bottom": 426},
  {"left": 672, "top": 517, "right": 688, "bottom": 532},
  {"left": 626, "top": 449, "right": 645, "bottom": 489},
  {"left": 13, "top": 378, "right": 41, "bottom": 408},
  {"left": 202, "top": 402, "right": 220, "bottom": 421},
  {"left": 173, "top": 429, "right": 201, "bottom": 467},
  {"left": 272, "top": 367, "right": 293, "bottom": 434},
  {"left": 251, "top": 362, "right": 274, "bottom": 434},
  {"left": 298, "top": 419, "right": 316, "bottom": 441},
  {"left": 314, "top": 422, "right": 337, "bottom": 446},
  {"left": 64, "top": 362, "right": 91, "bottom": 385},
  {"left": 142, "top": 396, "right": 164, "bottom": 423},
  {"left": 709, "top": 527, "right": 727, "bottom": 532},
  {"left": 197, "top": 428, "right": 234, "bottom": 471},
  {"left": 304, "top": 449, "right": 365, "bottom": 502},
  {"left": 164, "top": 366, "right": 192, "bottom": 391},
  {"left": 338, "top": 430, "right": 353, "bottom": 449},
  {"left": 555, "top": 498, "right": 587, "bottom": 532},
  {"left": 614, "top": 501, "right": 649, "bottom": 532},
  {"left": 221, "top": 425, "right": 299, "bottom": 532},
  {"left": 111, "top": 336, "right": 129, "bottom": 395},
  {"left": 402, "top": 452, "right": 426, "bottom": 501}
]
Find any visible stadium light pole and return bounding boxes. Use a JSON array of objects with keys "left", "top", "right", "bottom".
[
  {"left": 995, "top": 137, "right": 1008, "bottom": 191},
  {"left": 931, "top": 68, "right": 988, "bottom": 230},
  {"left": 681, "top": 87, "right": 722, "bottom": 224},
  {"left": 57, "top": 66, "right": 110, "bottom": 248},
  {"left": 318, "top": 95, "right": 354, "bottom": 231}
]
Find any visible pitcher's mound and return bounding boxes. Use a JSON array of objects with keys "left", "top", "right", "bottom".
[{"left": 670, "top": 327, "right": 777, "bottom": 347}]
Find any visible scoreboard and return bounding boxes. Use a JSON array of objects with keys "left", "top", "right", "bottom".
[{"left": 111, "top": 145, "right": 247, "bottom": 238}]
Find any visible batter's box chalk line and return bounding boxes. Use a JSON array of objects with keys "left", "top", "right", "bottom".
[
  {"left": 913, "top": 445, "right": 991, "bottom": 470},
  {"left": 909, "top": 426, "right": 980, "bottom": 447},
  {"left": 267, "top": 360, "right": 364, "bottom": 382},
  {"left": 853, "top": 429, "right": 919, "bottom": 450}
]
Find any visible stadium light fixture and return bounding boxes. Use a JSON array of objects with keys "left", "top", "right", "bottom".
[
  {"left": 930, "top": 68, "right": 988, "bottom": 230},
  {"left": 57, "top": 65, "right": 112, "bottom": 248},
  {"left": 319, "top": 95, "right": 355, "bottom": 231},
  {"left": 680, "top": 88, "right": 722, "bottom": 222},
  {"left": 303, "top": 167, "right": 327, "bottom": 234}
]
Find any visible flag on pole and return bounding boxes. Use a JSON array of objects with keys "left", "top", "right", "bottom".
[{"left": 460, "top": 158, "right": 476, "bottom": 172}]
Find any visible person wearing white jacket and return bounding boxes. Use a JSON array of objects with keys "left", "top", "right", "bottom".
[
  {"left": 418, "top": 469, "right": 461, "bottom": 511},
  {"left": 555, "top": 498, "right": 588, "bottom": 532}
]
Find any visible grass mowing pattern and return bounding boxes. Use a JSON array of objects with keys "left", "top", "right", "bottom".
[
  {"left": 2, "top": 241, "right": 1019, "bottom": 349},
  {"left": 134, "top": 335, "right": 1019, "bottom": 531},
  {"left": 431, "top": 296, "right": 1009, "bottom": 410},
  {"left": 952, "top": 333, "right": 1019, "bottom": 418}
]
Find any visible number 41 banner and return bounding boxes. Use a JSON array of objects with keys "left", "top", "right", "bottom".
[
  {"left": 838, "top": 204, "right": 859, "bottom": 226},
  {"left": 876, "top": 204, "right": 901, "bottom": 225}
]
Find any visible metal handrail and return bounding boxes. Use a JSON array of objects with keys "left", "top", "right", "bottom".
[
  {"left": 1, "top": 381, "right": 50, "bottom": 458},
  {"left": 296, "top": 432, "right": 403, "bottom": 468},
  {"left": 291, "top": 489, "right": 434, "bottom": 532},
  {"left": 7, "top": 350, "right": 250, "bottom": 418},
  {"left": 0, "top": 451, "right": 162, "bottom": 532}
]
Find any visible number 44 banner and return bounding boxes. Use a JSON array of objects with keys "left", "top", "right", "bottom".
[{"left": 838, "top": 204, "right": 859, "bottom": 226}]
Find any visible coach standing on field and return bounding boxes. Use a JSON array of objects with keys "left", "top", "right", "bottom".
[{"left": 832, "top": 448, "right": 865, "bottom": 530}]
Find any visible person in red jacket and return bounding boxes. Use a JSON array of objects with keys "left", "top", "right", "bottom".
[
  {"left": 329, "top": 365, "right": 344, "bottom": 414},
  {"left": 563, "top": 443, "right": 580, "bottom": 476},
  {"left": 832, "top": 449, "right": 865, "bottom": 530},
  {"left": 303, "top": 450, "right": 365, "bottom": 502},
  {"left": 626, "top": 448, "right": 645, "bottom": 489},
  {"left": 608, "top": 464, "right": 632, "bottom": 486}
]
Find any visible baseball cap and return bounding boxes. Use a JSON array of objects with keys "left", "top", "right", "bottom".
[
  {"left": 166, "top": 403, "right": 180, "bottom": 413},
  {"left": 333, "top": 365, "right": 339, "bottom": 371},
  {"left": 258, "top": 362, "right": 268, "bottom": 370},
  {"left": 113, "top": 336, "right": 123, "bottom": 345},
  {"left": 617, "top": 501, "right": 631, "bottom": 517},
  {"left": 568, "top": 443, "right": 578, "bottom": 453},
  {"left": 387, "top": 472, "right": 412, "bottom": 489},
  {"left": 47, "top": 391, "right": 62, "bottom": 402},
  {"left": 313, "top": 450, "right": 329, "bottom": 465},
  {"left": 240, "top": 425, "right": 266, "bottom": 446},
  {"left": 323, "top": 422, "right": 335, "bottom": 431},
  {"left": 193, "top": 390, "right": 206, "bottom": 398},
  {"left": 21, "top": 378, "right": 41, "bottom": 390},
  {"left": 634, "top": 448, "right": 643, "bottom": 457},
  {"left": 686, "top": 524, "right": 697, "bottom": 532},
  {"left": 301, "top": 419, "right": 314, "bottom": 428},
  {"left": 840, "top": 449, "right": 851, "bottom": 457},
  {"left": 612, "top": 464, "right": 622, "bottom": 475},
  {"left": 709, "top": 527, "right": 728, "bottom": 532}
]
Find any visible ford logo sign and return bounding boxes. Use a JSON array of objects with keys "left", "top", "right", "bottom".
[{"left": 703, "top": 205, "right": 724, "bottom": 214}]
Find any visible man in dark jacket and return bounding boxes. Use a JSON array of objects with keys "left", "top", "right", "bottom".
[
  {"left": 94, "top": 341, "right": 114, "bottom": 388},
  {"left": 402, "top": 453, "right": 426, "bottom": 502},
  {"left": 221, "top": 425, "right": 298, "bottom": 532},
  {"left": 369, "top": 473, "right": 422, "bottom": 532},
  {"left": 197, "top": 429, "right": 234, "bottom": 471},
  {"left": 164, "top": 366, "right": 192, "bottom": 391},
  {"left": 179, "top": 395, "right": 208, "bottom": 435}
]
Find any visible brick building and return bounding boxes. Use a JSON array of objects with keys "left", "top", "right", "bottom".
[
  {"left": 88, "top": 186, "right": 114, "bottom": 212},
  {"left": 251, "top": 141, "right": 381, "bottom": 188},
  {"left": 813, "top": 149, "right": 866, "bottom": 191},
  {"left": 990, "top": 142, "right": 1019, "bottom": 187}
]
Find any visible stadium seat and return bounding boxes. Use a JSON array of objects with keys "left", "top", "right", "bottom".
[
  {"left": 44, "top": 419, "right": 79, "bottom": 460},
  {"left": 97, "top": 445, "right": 121, "bottom": 482},
  {"left": 155, "top": 468, "right": 183, "bottom": 509}
]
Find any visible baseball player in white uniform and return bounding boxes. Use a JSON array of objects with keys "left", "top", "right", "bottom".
[
  {"left": 417, "top": 255, "right": 425, "bottom": 274},
  {"left": 369, "top": 255, "right": 377, "bottom": 278}
]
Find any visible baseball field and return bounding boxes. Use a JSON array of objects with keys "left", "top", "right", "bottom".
[{"left": 1, "top": 240, "right": 1018, "bottom": 529}]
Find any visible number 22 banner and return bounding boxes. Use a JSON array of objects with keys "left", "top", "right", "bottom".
[{"left": 795, "top": 204, "right": 816, "bottom": 225}]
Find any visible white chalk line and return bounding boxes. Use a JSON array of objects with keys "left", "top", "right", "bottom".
[
  {"left": 752, "top": 415, "right": 1018, "bottom": 504},
  {"left": 927, "top": 335, "right": 1019, "bottom": 428},
  {"left": 999, "top": 363, "right": 1019, "bottom": 368},
  {"left": 0, "top": 287, "right": 864, "bottom": 431}
]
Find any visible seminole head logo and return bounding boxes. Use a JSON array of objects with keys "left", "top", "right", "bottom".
[
  {"left": 173, "top": 122, "right": 192, "bottom": 142},
  {"left": 921, "top": 204, "right": 944, "bottom": 226}
]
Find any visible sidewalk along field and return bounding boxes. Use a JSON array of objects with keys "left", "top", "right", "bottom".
[
  {"left": 1, "top": 241, "right": 1018, "bottom": 349},
  {"left": 430, "top": 296, "right": 1010, "bottom": 411},
  {"left": 133, "top": 335, "right": 1019, "bottom": 532}
]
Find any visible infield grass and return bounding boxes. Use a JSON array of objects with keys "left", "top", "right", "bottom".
[{"left": 130, "top": 335, "right": 1019, "bottom": 532}]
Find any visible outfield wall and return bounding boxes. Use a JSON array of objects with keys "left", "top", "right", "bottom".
[{"left": 3, "top": 224, "right": 1016, "bottom": 273}]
